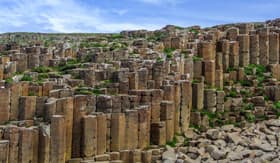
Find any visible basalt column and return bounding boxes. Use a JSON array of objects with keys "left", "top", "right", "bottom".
[
  {"left": 237, "top": 34, "right": 250, "bottom": 67},
  {"left": 0, "top": 88, "right": 10, "bottom": 124},
  {"left": 137, "top": 105, "right": 151, "bottom": 149},
  {"left": 180, "top": 80, "right": 192, "bottom": 134},
  {"left": 258, "top": 28, "right": 270, "bottom": 66},
  {"left": 160, "top": 101, "right": 175, "bottom": 142},
  {"left": 82, "top": 115, "right": 97, "bottom": 158},
  {"left": 269, "top": 32, "right": 279, "bottom": 64},
  {"left": 56, "top": 97, "right": 74, "bottom": 160},
  {"left": 110, "top": 113, "right": 125, "bottom": 151},
  {"left": 124, "top": 110, "right": 138, "bottom": 150},
  {"left": 250, "top": 34, "right": 259, "bottom": 64},
  {"left": 229, "top": 41, "right": 239, "bottom": 68},
  {"left": 50, "top": 115, "right": 66, "bottom": 163}
]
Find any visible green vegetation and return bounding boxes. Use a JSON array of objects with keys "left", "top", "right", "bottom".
[
  {"left": 80, "top": 41, "right": 107, "bottom": 48},
  {"left": 92, "top": 88, "right": 102, "bottom": 95},
  {"left": 75, "top": 87, "right": 102, "bottom": 96},
  {"left": 32, "top": 66, "right": 51, "bottom": 73},
  {"left": 5, "top": 77, "right": 13, "bottom": 84},
  {"left": 226, "top": 67, "right": 237, "bottom": 73},
  {"left": 244, "top": 64, "right": 266, "bottom": 76},
  {"left": 147, "top": 32, "right": 168, "bottom": 41},
  {"left": 111, "top": 33, "right": 123, "bottom": 39},
  {"left": 273, "top": 101, "right": 280, "bottom": 118},
  {"left": 274, "top": 101, "right": 280, "bottom": 109},
  {"left": 242, "top": 103, "right": 254, "bottom": 110},
  {"left": 28, "top": 92, "right": 35, "bottom": 96},
  {"left": 190, "top": 28, "right": 199, "bottom": 35},
  {"left": 156, "top": 57, "right": 164, "bottom": 63},
  {"left": 245, "top": 112, "right": 256, "bottom": 123},
  {"left": 228, "top": 88, "right": 238, "bottom": 98},
  {"left": 192, "top": 56, "right": 202, "bottom": 61},
  {"left": 192, "top": 79, "right": 200, "bottom": 84},
  {"left": 239, "top": 80, "right": 253, "bottom": 87},
  {"left": 21, "top": 74, "right": 33, "bottom": 81},
  {"left": 0, "top": 51, "right": 8, "bottom": 56},
  {"left": 189, "top": 123, "right": 202, "bottom": 131},
  {"left": 164, "top": 48, "right": 175, "bottom": 59},
  {"left": 175, "top": 26, "right": 184, "bottom": 30},
  {"left": 201, "top": 110, "right": 218, "bottom": 128},
  {"left": 244, "top": 64, "right": 267, "bottom": 86},
  {"left": 37, "top": 73, "right": 48, "bottom": 82},
  {"left": 183, "top": 137, "right": 189, "bottom": 146},
  {"left": 166, "top": 137, "right": 177, "bottom": 147}
]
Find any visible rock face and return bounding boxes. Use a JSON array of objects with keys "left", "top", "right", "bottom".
[
  {"left": 172, "top": 119, "right": 280, "bottom": 162},
  {"left": 0, "top": 19, "right": 279, "bottom": 162}
]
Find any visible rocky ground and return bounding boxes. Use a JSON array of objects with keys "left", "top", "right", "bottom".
[{"left": 162, "top": 118, "right": 280, "bottom": 163}]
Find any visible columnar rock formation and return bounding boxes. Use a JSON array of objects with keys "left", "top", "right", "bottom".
[{"left": 0, "top": 19, "right": 279, "bottom": 162}]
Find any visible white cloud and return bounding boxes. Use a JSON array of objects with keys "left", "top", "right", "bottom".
[{"left": 0, "top": 0, "right": 161, "bottom": 33}]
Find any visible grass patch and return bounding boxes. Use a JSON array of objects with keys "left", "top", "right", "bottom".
[
  {"left": 32, "top": 66, "right": 51, "bottom": 73},
  {"left": 193, "top": 56, "right": 202, "bottom": 61},
  {"left": 5, "top": 77, "right": 13, "bottom": 84},
  {"left": 245, "top": 112, "right": 256, "bottom": 123},
  {"left": 166, "top": 137, "right": 177, "bottom": 147},
  {"left": 21, "top": 74, "right": 33, "bottom": 81}
]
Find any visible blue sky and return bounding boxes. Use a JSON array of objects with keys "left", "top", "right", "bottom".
[{"left": 0, "top": 0, "right": 279, "bottom": 33}]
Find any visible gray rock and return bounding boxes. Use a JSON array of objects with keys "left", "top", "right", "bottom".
[
  {"left": 206, "top": 129, "right": 222, "bottom": 140},
  {"left": 250, "top": 143, "right": 275, "bottom": 152},
  {"left": 261, "top": 153, "right": 278, "bottom": 161},
  {"left": 227, "top": 133, "right": 242, "bottom": 145},
  {"left": 266, "top": 119, "right": 280, "bottom": 127},
  {"left": 221, "top": 124, "right": 235, "bottom": 132},
  {"left": 228, "top": 152, "right": 243, "bottom": 161},
  {"left": 210, "top": 149, "right": 227, "bottom": 160}
]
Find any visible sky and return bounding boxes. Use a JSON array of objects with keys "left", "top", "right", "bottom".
[{"left": 0, "top": 0, "right": 279, "bottom": 33}]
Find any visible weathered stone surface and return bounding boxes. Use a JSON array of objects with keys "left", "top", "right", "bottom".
[{"left": 50, "top": 115, "right": 66, "bottom": 163}]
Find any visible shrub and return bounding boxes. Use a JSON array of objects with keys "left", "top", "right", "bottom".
[
  {"left": 32, "top": 66, "right": 51, "bottom": 73},
  {"left": 21, "top": 74, "right": 33, "bottom": 81},
  {"left": 164, "top": 48, "right": 175, "bottom": 55},
  {"left": 192, "top": 56, "right": 202, "bottom": 61},
  {"left": 245, "top": 112, "right": 256, "bottom": 123},
  {"left": 228, "top": 89, "right": 238, "bottom": 97},
  {"left": 166, "top": 137, "right": 177, "bottom": 147},
  {"left": 5, "top": 78, "right": 13, "bottom": 84},
  {"left": 166, "top": 53, "right": 173, "bottom": 59}
]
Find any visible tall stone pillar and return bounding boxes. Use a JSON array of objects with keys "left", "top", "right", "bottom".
[
  {"left": 160, "top": 101, "right": 175, "bottom": 142},
  {"left": 124, "top": 110, "right": 138, "bottom": 150},
  {"left": 96, "top": 113, "right": 107, "bottom": 155},
  {"left": 269, "top": 32, "right": 279, "bottom": 64},
  {"left": 250, "top": 34, "right": 259, "bottom": 64},
  {"left": 137, "top": 106, "right": 151, "bottom": 149},
  {"left": 0, "top": 88, "right": 10, "bottom": 124},
  {"left": 38, "top": 124, "right": 50, "bottom": 163},
  {"left": 0, "top": 140, "right": 9, "bottom": 163},
  {"left": 237, "top": 34, "right": 250, "bottom": 67},
  {"left": 192, "top": 81, "right": 204, "bottom": 110},
  {"left": 72, "top": 95, "right": 88, "bottom": 158},
  {"left": 180, "top": 80, "right": 192, "bottom": 134},
  {"left": 229, "top": 41, "right": 239, "bottom": 68},
  {"left": 50, "top": 115, "right": 66, "bottom": 163},
  {"left": 110, "top": 113, "right": 125, "bottom": 151},
  {"left": 203, "top": 60, "right": 215, "bottom": 87},
  {"left": 150, "top": 122, "right": 166, "bottom": 145},
  {"left": 4, "top": 125, "right": 19, "bottom": 163},
  {"left": 258, "top": 28, "right": 270, "bottom": 66},
  {"left": 56, "top": 97, "right": 73, "bottom": 160},
  {"left": 19, "top": 96, "right": 36, "bottom": 120},
  {"left": 82, "top": 115, "right": 97, "bottom": 157},
  {"left": 19, "top": 127, "right": 34, "bottom": 163}
]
